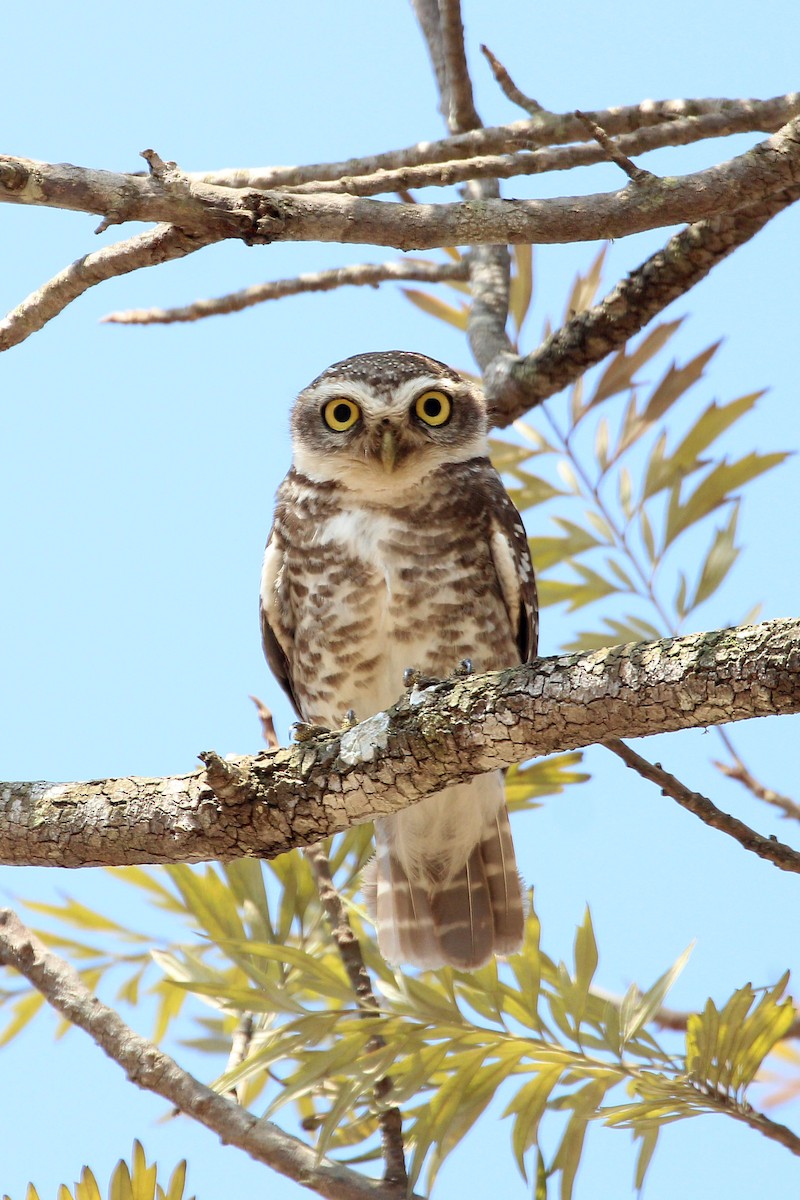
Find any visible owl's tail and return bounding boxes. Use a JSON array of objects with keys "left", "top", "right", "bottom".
[{"left": 364, "top": 805, "right": 525, "bottom": 971}]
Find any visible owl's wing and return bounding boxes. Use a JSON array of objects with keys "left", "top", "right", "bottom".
[
  {"left": 488, "top": 486, "right": 539, "bottom": 664},
  {"left": 259, "top": 531, "right": 302, "bottom": 718}
]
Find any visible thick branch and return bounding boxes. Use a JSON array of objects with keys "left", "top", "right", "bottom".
[
  {"left": 485, "top": 183, "right": 800, "bottom": 423},
  {"left": 0, "top": 909, "right": 412, "bottom": 1200},
  {"left": 3, "top": 117, "right": 800, "bottom": 251},
  {"left": 1, "top": 619, "right": 797, "bottom": 870},
  {"left": 195, "top": 95, "right": 800, "bottom": 190}
]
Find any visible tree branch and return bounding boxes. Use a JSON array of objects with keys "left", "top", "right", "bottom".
[
  {"left": 1, "top": 619, "right": 797, "bottom": 870},
  {"left": 0, "top": 908, "right": 415, "bottom": 1200},
  {"left": 280, "top": 111, "right": 800, "bottom": 198},
  {"left": 485, "top": 183, "right": 800, "bottom": 424},
  {"left": 101, "top": 258, "right": 469, "bottom": 326},
  {"left": 305, "top": 846, "right": 407, "bottom": 1189},
  {"left": 604, "top": 739, "right": 800, "bottom": 874},
  {"left": 0, "top": 224, "right": 219, "bottom": 351},
  {"left": 194, "top": 95, "right": 800, "bottom": 190},
  {"left": 3, "top": 116, "right": 800, "bottom": 250}
]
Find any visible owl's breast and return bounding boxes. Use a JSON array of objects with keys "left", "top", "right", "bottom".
[{"left": 283, "top": 501, "right": 516, "bottom": 726}]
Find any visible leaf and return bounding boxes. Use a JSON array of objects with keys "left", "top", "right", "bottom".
[
  {"left": 664, "top": 452, "right": 788, "bottom": 547},
  {"left": 401, "top": 288, "right": 469, "bottom": 329},
  {"left": 633, "top": 1127, "right": 659, "bottom": 1191},
  {"left": 506, "top": 1067, "right": 564, "bottom": 1179},
  {"left": 505, "top": 754, "right": 589, "bottom": 809},
  {"left": 489, "top": 436, "right": 537, "bottom": 472},
  {"left": 506, "top": 474, "right": 567, "bottom": 511},
  {"left": 510, "top": 243, "right": 534, "bottom": 336},
  {"left": 572, "top": 910, "right": 599, "bottom": 1031},
  {"left": 589, "top": 319, "right": 683, "bottom": 408},
  {"left": 641, "top": 343, "right": 720, "bottom": 424},
  {"left": 620, "top": 945, "right": 692, "bottom": 1044},
  {"left": 689, "top": 503, "right": 740, "bottom": 610},
  {"left": 563, "top": 245, "right": 607, "bottom": 321}
]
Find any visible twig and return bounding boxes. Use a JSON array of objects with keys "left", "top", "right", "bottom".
[
  {"left": 416, "top": 2, "right": 515, "bottom": 374},
  {"left": 480, "top": 44, "right": 544, "bottom": 114},
  {"left": 250, "top": 698, "right": 407, "bottom": 1184},
  {"left": 0, "top": 225, "right": 219, "bottom": 352},
  {"left": 484, "top": 183, "right": 800, "bottom": 425},
  {"left": 575, "top": 110, "right": 655, "bottom": 184},
  {"left": 0, "top": 908, "right": 413, "bottom": 1200},
  {"left": 305, "top": 846, "right": 407, "bottom": 1189},
  {"left": 194, "top": 95, "right": 800, "bottom": 190},
  {"left": 604, "top": 738, "right": 800, "bottom": 874},
  {"left": 713, "top": 727, "right": 800, "bottom": 821},
  {"left": 224, "top": 1012, "right": 256, "bottom": 1103},
  {"left": 438, "top": 0, "right": 482, "bottom": 132},
  {"left": 102, "top": 259, "right": 469, "bottom": 326}
]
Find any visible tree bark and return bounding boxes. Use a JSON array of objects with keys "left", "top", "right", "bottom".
[{"left": 1, "top": 618, "right": 797, "bottom": 869}]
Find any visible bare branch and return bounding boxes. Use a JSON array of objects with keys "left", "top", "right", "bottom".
[
  {"left": 0, "top": 225, "right": 219, "bottom": 351},
  {"left": 2, "top": 120, "right": 800, "bottom": 261},
  {"left": 0, "top": 908, "right": 414, "bottom": 1200},
  {"left": 194, "top": 95, "right": 800, "bottom": 190},
  {"left": 282, "top": 111, "right": 794, "bottom": 198},
  {"left": 306, "top": 845, "right": 407, "bottom": 1189},
  {"left": 1, "top": 619, "right": 798, "bottom": 870},
  {"left": 485, "top": 183, "right": 800, "bottom": 424},
  {"left": 438, "top": 0, "right": 481, "bottom": 132},
  {"left": 604, "top": 739, "right": 800, "bottom": 875},
  {"left": 2, "top": 119, "right": 799, "bottom": 254},
  {"left": 713, "top": 728, "right": 800, "bottom": 821},
  {"left": 480, "top": 44, "right": 544, "bottom": 115},
  {"left": 412, "top": 1, "right": 514, "bottom": 370},
  {"left": 575, "top": 110, "right": 656, "bottom": 184},
  {"left": 102, "top": 259, "right": 469, "bottom": 326}
]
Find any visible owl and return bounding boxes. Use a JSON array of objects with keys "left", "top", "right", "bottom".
[{"left": 260, "top": 351, "right": 538, "bottom": 970}]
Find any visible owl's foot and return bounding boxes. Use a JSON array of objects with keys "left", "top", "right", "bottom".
[
  {"left": 451, "top": 658, "right": 474, "bottom": 678},
  {"left": 291, "top": 721, "right": 331, "bottom": 743},
  {"left": 341, "top": 709, "right": 358, "bottom": 730}
]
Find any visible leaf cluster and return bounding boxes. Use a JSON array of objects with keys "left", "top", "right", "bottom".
[{"left": 4, "top": 1141, "right": 190, "bottom": 1200}]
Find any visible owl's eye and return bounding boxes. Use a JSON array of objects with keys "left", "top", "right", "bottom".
[
  {"left": 323, "top": 398, "right": 361, "bottom": 431},
  {"left": 414, "top": 390, "right": 452, "bottom": 427}
]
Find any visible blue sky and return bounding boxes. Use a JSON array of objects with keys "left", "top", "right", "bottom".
[{"left": 1, "top": 2, "right": 799, "bottom": 1198}]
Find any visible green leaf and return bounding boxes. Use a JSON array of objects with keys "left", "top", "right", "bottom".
[
  {"left": 633, "top": 1127, "right": 659, "bottom": 1191},
  {"left": 489, "top": 437, "right": 538, "bottom": 472},
  {"left": 642, "top": 343, "right": 720, "bottom": 423},
  {"left": 506, "top": 1067, "right": 564, "bottom": 1179}
]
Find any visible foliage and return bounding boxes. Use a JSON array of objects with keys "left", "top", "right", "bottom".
[
  {"left": 3, "top": 1141, "right": 190, "bottom": 1200},
  {"left": 2, "top": 244, "right": 797, "bottom": 1200}
]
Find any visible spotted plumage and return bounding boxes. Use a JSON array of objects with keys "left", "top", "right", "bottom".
[{"left": 260, "top": 351, "right": 538, "bottom": 970}]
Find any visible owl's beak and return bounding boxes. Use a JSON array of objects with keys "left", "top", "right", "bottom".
[{"left": 380, "top": 428, "right": 398, "bottom": 473}]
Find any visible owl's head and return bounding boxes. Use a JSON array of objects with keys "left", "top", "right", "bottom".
[{"left": 289, "top": 350, "right": 488, "bottom": 493}]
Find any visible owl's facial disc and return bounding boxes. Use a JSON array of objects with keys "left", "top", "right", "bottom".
[{"left": 290, "top": 354, "right": 489, "bottom": 493}]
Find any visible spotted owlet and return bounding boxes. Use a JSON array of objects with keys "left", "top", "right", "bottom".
[{"left": 260, "top": 351, "right": 538, "bottom": 970}]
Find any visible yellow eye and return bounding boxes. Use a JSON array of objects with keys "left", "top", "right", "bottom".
[
  {"left": 323, "top": 398, "right": 361, "bottom": 431},
  {"left": 414, "top": 389, "right": 451, "bottom": 427}
]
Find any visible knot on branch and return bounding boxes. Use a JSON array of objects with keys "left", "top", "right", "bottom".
[
  {"left": 199, "top": 750, "right": 252, "bottom": 806},
  {"left": 0, "top": 159, "right": 31, "bottom": 192}
]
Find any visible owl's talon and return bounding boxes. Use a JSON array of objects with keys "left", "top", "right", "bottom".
[
  {"left": 291, "top": 721, "right": 331, "bottom": 743},
  {"left": 403, "top": 667, "right": 421, "bottom": 689},
  {"left": 452, "top": 658, "right": 474, "bottom": 677},
  {"left": 341, "top": 709, "right": 358, "bottom": 730}
]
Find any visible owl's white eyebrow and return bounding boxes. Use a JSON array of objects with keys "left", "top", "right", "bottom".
[{"left": 306, "top": 375, "right": 463, "bottom": 410}]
